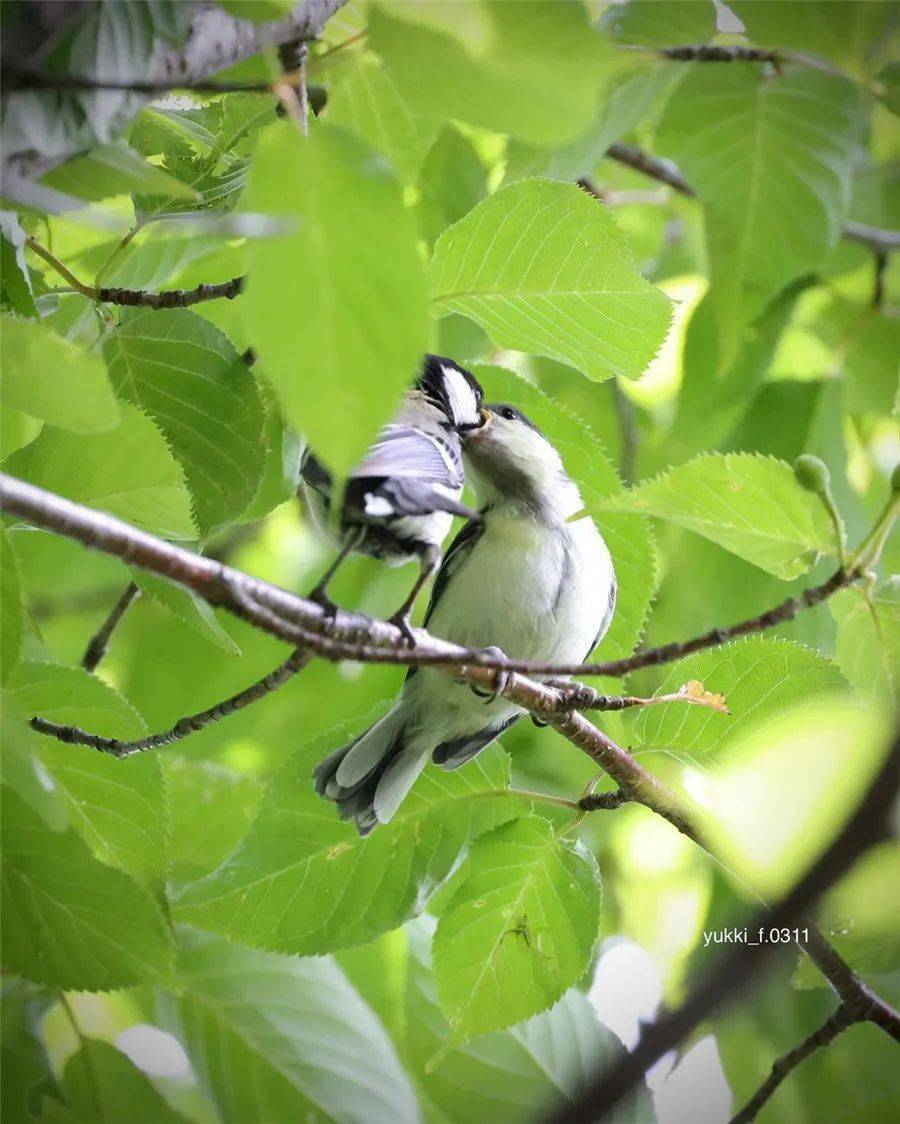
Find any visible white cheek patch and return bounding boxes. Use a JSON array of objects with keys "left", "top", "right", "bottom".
[
  {"left": 364, "top": 494, "right": 395, "bottom": 517},
  {"left": 441, "top": 364, "right": 479, "bottom": 427}
]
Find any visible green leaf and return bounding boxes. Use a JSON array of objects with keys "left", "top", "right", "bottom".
[
  {"left": 327, "top": 53, "right": 439, "bottom": 184},
  {"left": 472, "top": 365, "right": 656, "bottom": 659},
  {"left": 433, "top": 816, "right": 600, "bottom": 1040},
  {"left": 418, "top": 124, "right": 488, "bottom": 245},
  {"left": 697, "top": 696, "right": 893, "bottom": 898},
  {"left": 431, "top": 179, "right": 672, "bottom": 382},
  {"left": 406, "top": 917, "right": 654, "bottom": 1122},
  {"left": 0, "top": 786, "right": 173, "bottom": 990},
  {"left": 0, "top": 314, "right": 119, "bottom": 434},
  {"left": 630, "top": 638, "right": 848, "bottom": 762},
  {"left": 217, "top": 0, "right": 296, "bottom": 19},
  {"left": 842, "top": 313, "right": 900, "bottom": 416},
  {"left": 62, "top": 1039, "right": 189, "bottom": 1124},
  {"left": 174, "top": 735, "right": 522, "bottom": 955},
  {"left": 243, "top": 122, "right": 429, "bottom": 476},
  {"left": 3, "top": 401, "right": 196, "bottom": 540},
  {"left": 41, "top": 142, "right": 198, "bottom": 201},
  {"left": 600, "top": 0, "right": 718, "bottom": 46},
  {"left": 731, "top": 0, "right": 896, "bottom": 79},
  {"left": 606, "top": 453, "right": 835, "bottom": 579},
  {"left": 164, "top": 757, "right": 262, "bottom": 885},
  {"left": 656, "top": 69, "right": 862, "bottom": 364},
  {"left": 830, "top": 581, "right": 899, "bottom": 706},
  {"left": 104, "top": 310, "right": 266, "bottom": 537},
  {"left": 0, "top": 528, "right": 23, "bottom": 686},
  {"left": 162, "top": 929, "right": 418, "bottom": 1123},
  {"left": 796, "top": 842, "right": 900, "bottom": 985},
  {"left": 369, "top": 1, "right": 633, "bottom": 148},
  {"left": 133, "top": 570, "right": 240, "bottom": 656},
  {"left": 2, "top": 660, "right": 168, "bottom": 890}
]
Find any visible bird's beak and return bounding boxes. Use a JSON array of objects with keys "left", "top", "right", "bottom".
[{"left": 461, "top": 408, "right": 492, "bottom": 440}]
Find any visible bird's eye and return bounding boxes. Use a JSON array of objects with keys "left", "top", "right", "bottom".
[{"left": 499, "top": 407, "right": 515, "bottom": 420}]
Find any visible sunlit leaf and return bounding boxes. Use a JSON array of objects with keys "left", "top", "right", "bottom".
[
  {"left": 243, "top": 122, "right": 429, "bottom": 476},
  {"left": 830, "top": 581, "right": 899, "bottom": 706},
  {"left": 41, "top": 141, "right": 198, "bottom": 201},
  {"left": 0, "top": 528, "right": 23, "bottom": 686},
  {"left": 433, "top": 816, "right": 600, "bottom": 1040},
  {"left": 0, "top": 313, "right": 119, "bottom": 434},
  {"left": 606, "top": 453, "right": 835, "bottom": 578},
  {"left": 432, "top": 180, "right": 672, "bottom": 382},
  {"left": 62, "top": 1039, "right": 188, "bottom": 1123},
  {"left": 3, "top": 402, "right": 196, "bottom": 540}
]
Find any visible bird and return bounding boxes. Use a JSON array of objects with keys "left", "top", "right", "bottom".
[
  {"left": 314, "top": 401, "right": 618, "bottom": 834},
  {"left": 299, "top": 355, "right": 485, "bottom": 642}
]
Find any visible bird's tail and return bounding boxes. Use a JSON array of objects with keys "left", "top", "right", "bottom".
[{"left": 313, "top": 706, "right": 426, "bottom": 835}]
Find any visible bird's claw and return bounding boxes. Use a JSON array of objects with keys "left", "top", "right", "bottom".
[
  {"left": 469, "top": 648, "right": 511, "bottom": 703},
  {"left": 387, "top": 611, "right": 417, "bottom": 648},
  {"left": 544, "top": 678, "right": 597, "bottom": 710},
  {"left": 307, "top": 586, "right": 339, "bottom": 621}
]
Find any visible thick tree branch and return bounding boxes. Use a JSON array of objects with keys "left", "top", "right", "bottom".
[
  {"left": 34, "top": 648, "right": 310, "bottom": 757},
  {"left": 595, "top": 149, "right": 900, "bottom": 255},
  {"left": 3, "top": 474, "right": 897, "bottom": 1053},
  {"left": 81, "top": 581, "right": 140, "bottom": 672},
  {"left": 96, "top": 276, "right": 244, "bottom": 309},
  {"left": 549, "top": 733, "right": 900, "bottom": 1124},
  {"left": 729, "top": 1004, "right": 857, "bottom": 1124}
]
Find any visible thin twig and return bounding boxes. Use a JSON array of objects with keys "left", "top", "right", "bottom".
[
  {"left": 3, "top": 474, "right": 898, "bottom": 1052},
  {"left": 658, "top": 45, "right": 781, "bottom": 64},
  {"left": 599, "top": 149, "right": 900, "bottom": 255},
  {"left": 25, "top": 237, "right": 96, "bottom": 299},
  {"left": 33, "top": 649, "right": 310, "bottom": 757},
  {"left": 97, "top": 276, "right": 244, "bottom": 309},
  {"left": 548, "top": 733, "right": 900, "bottom": 1124},
  {"left": 729, "top": 1004, "right": 856, "bottom": 1123},
  {"left": 81, "top": 582, "right": 140, "bottom": 672}
]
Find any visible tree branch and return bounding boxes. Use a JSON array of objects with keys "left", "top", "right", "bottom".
[
  {"left": 549, "top": 732, "right": 900, "bottom": 1124},
  {"left": 3, "top": 473, "right": 897, "bottom": 1058},
  {"left": 729, "top": 1004, "right": 857, "bottom": 1124},
  {"left": 658, "top": 45, "right": 782, "bottom": 64},
  {"left": 597, "top": 148, "right": 900, "bottom": 254},
  {"left": 81, "top": 581, "right": 140, "bottom": 672},
  {"left": 96, "top": 276, "right": 244, "bottom": 309},
  {"left": 34, "top": 648, "right": 310, "bottom": 757}
]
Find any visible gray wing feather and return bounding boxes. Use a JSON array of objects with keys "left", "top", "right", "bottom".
[{"left": 353, "top": 425, "right": 463, "bottom": 486}]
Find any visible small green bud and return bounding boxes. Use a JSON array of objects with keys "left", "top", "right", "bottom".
[{"left": 794, "top": 455, "right": 831, "bottom": 494}]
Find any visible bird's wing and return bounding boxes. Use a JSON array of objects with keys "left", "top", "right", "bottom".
[
  {"left": 353, "top": 425, "right": 463, "bottom": 486},
  {"left": 420, "top": 515, "right": 486, "bottom": 630}
]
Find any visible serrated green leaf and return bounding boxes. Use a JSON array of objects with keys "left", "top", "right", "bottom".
[
  {"left": 161, "top": 929, "right": 418, "bottom": 1123},
  {"left": 697, "top": 697, "right": 893, "bottom": 898},
  {"left": 657, "top": 68, "right": 862, "bottom": 364},
  {"left": 133, "top": 570, "right": 240, "bottom": 656},
  {"left": 164, "top": 757, "right": 261, "bottom": 885},
  {"left": 2, "top": 660, "right": 168, "bottom": 891},
  {"left": 243, "top": 122, "right": 429, "bottom": 476},
  {"left": 433, "top": 816, "right": 600, "bottom": 1040},
  {"left": 406, "top": 917, "right": 654, "bottom": 1122},
  {"left": 327, "top": 53, "right": 439, "bottom": 184},
  {"left": 831, "top": 581, "right": 900, "bottom": 706},
  {"left": 41, "top": 142, "right": 198, "bottom": 202},
  {"left": 174, "top": 737, "right": 522, "bottom": 955},
  {"left": 431, "top": 179, "right": 672, "bottom": 382},
  {"left": 0, "top": 528, "right": 23, "bottom": 686},
  {"left": 3, "top": 401, "right": 196, "bottom": 540},
  {"left": 605, "top": 453, "right": 835, "bottom": 578},
  {"left": 104, "top": 310, "right": 265, "bottom": 537},
  {"left": 62, "top": 1039, "right": 189, "bottom": 1124},
  {"left": 631, "top": 638, "right": 848, "bottom": 762},
  {"left": 472, "top": 365, "right": 655, "bottom": 659},
  {"left": 0, "top": 314, "right": 119, "bottom": 434},
  {"left": 369, "top": 1, "right": 634, "bottom": 148},
  {"left": 0, "top": 787, "right": 173, "bottom": 990}
]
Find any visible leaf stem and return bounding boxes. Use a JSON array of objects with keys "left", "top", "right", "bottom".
[{"left": 25, "top": 237, "right": 97, "bottom": 300}]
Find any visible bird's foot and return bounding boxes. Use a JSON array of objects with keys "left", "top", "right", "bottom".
[
  {"left": 307, "top": 585, "right": 339, "bottom": 622},
  {"left": 543, "top": 678, "right": 597, "bottom": 710},
  {"left": 469, "top": 647, "right": 511, "bottom": 703},
  {"left": 387, "top": 610, "right": 417, "bottom": 648}
]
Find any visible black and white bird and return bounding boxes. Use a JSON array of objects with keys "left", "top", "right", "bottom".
[
  {"left": 314, "top": 402, "right": 618, "bottom": 834},
  {"left": 299, "top": 355, "right": 484, "bottom": 641}
]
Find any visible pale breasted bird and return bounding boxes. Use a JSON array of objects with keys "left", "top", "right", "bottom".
[
  {"left": 313, "top": 402, "right": 618, "bottom": 834},
  {"left": 299, "top": 355, "right": 484, "bottom": 641}
]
